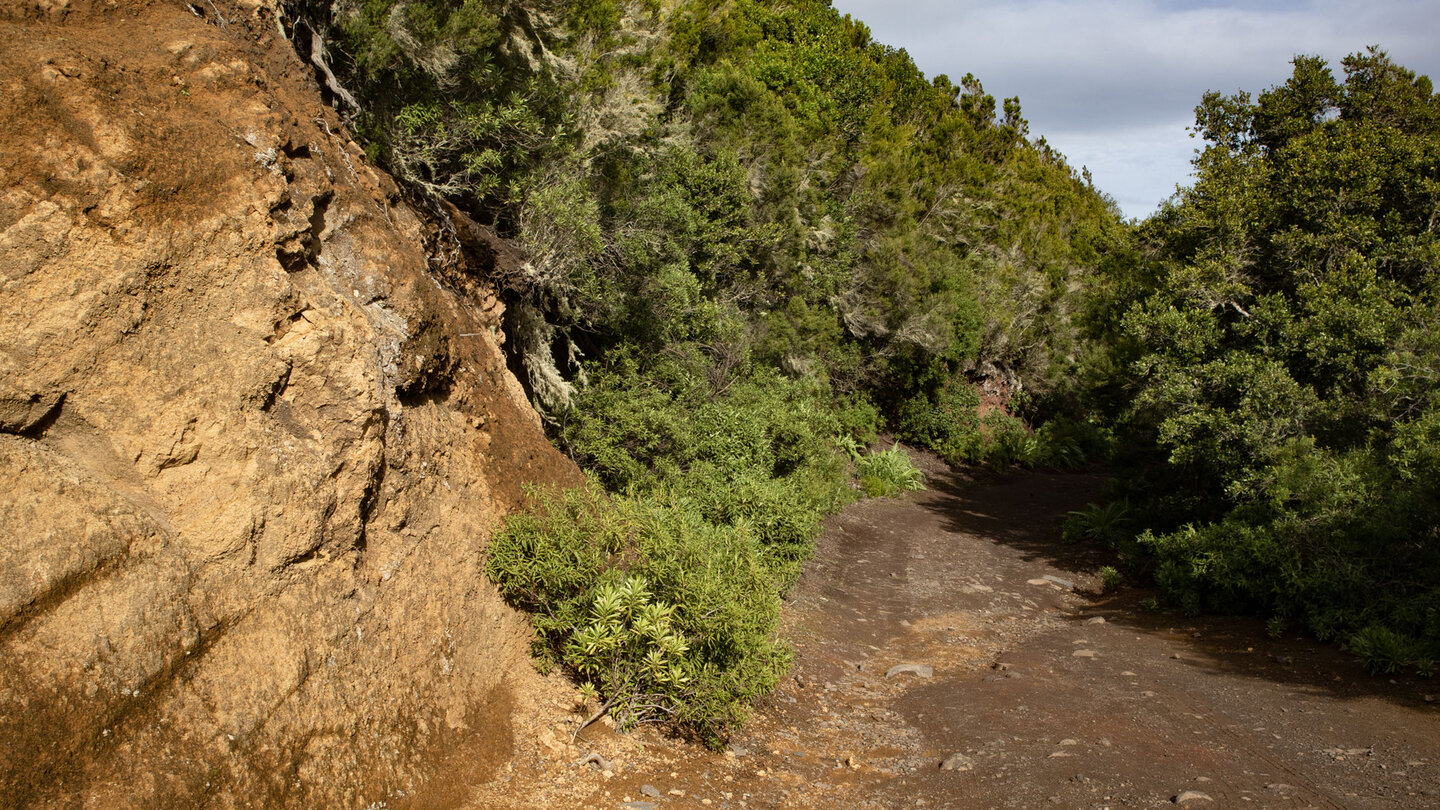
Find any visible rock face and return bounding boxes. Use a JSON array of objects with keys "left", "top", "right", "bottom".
[{"left": 0, "top": 0, "right": 579, "bottom": 807}]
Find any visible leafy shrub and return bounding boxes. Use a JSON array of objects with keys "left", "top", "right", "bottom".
[
  {"left": 1349, "top": 625, "right": 1417, "bottom": 675},
  {"left": 569, "top": 577, "right": 690, "bottom": 728},
  {"left": 855, "top": 444, "right": 925, "bottom": 497},
  {"left": 1025, "top": 418, "right": 1112, "bottom": 469},
  {"left": 1099, "top": 565, "right": 1123, "bottom": 591},
  {"left": 977, "top": 410, "right": 1031, "bottom": 468},
  {"left": 895, "top": 378, "right": 982, "bottom": 463},
  {"left": 1063, "top": 500, "right": 1132, "bottom": 545},
  {"left": 896, "top": 378, "right": 1105, "bottom": 469},
  {"left": 561, "top": 363, "right": 856, "bottom": 555},
  {"left": 482, "top": 483, "right": 627, "bottom": 663},
  {"left": 485, "top": 483, "right": 791, "bottom": 745}
]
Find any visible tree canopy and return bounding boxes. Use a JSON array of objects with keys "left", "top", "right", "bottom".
[{"left": 1100, "top": 49, "right": 1440, "bottom": 672}]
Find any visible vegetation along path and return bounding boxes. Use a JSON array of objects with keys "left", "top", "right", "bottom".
[{"left": 469, "top": 455, "right": 1440, "bottom": 809}]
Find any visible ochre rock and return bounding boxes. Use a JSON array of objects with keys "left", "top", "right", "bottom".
[{"left": 0, "top": 0, "right": 580, "bottom": 806}]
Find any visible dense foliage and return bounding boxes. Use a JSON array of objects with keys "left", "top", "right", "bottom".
[
  {"left": 293, "top": 0, "right": 1440, "bottom": 734},
  {"left": 302, "top": 0, "right": 1120, "bottom": 420},
  {"left": 1093, "top": 50, "right": 1440, "bottom": 673},
  {"left": 290, "top": 0, "right": 1119, "bottom": 739}
]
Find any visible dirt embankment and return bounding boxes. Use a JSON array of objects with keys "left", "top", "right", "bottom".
[{"left": 0, "top": 0, "right": 578, "bottom": 807}]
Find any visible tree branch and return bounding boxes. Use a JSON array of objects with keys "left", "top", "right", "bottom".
[
  {"left": 309, "top": 28, "right": 360, "bottom": 112},
  {"left": 571, "top": 695, "right": 618, "bottom": 744}
]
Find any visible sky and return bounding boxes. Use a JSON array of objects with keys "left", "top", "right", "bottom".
[{"left": 827, "top": 0, "right": 1440, "bottom": 219}]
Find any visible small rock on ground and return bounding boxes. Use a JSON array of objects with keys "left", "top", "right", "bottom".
[
  {"left": 940, "top": 754, "right": 975, "bottom": 771},
  {"left": 886, "top": 664, "right": 934, "bottom": 678},
  {"left": 1173, "top": 790, "right": 1213, "bottom": 803},
  {"left": 640, "top": 784, "right": 661, "bottom": 798}
]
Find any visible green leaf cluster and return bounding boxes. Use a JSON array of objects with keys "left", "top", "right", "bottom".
[
  {"left": 484, "top": 484, "right": 790, "bottom": 745},
  {"left": 560, "top": 359, "right": 860, "bottom": 581},
  {"left": 853, "top": 444, "right": 925, "bottom": 498}
]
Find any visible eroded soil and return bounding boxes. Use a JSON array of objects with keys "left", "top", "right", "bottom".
[{"left": 467, "top": 458, "right": 1440, "bottom": 809}]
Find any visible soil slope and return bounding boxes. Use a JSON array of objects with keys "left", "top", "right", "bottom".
[
  {"left": 0, "top": 1, "right": 577, "bottom": 807},
  {"left": 471, "top": 457, "right": 1440, "bottom": 809}
]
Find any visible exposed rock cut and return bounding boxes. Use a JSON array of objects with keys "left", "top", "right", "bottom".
[{"left": 0, "top": 0, "right": 579, "bottom": 806}]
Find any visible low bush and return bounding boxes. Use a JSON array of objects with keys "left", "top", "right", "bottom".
[
  {"left": 1098, "top": 565, "right": 1123, "bottom": 591},
  {"left": 976, "top": 410, "right": 1031, "bottom": 468},
  {"left": 895, "top": 378, "right": 982, "bottom": 463},
  {"left": 1348, "top": 625, "right": 1417, "bottom": 676},
  {"left": 897, "top": 378, "right": 1108, "bottom": 470},
  {"left": 1063, "top": 500, "right": 1132, "bottom": 545},
  {"left": 485, "top": 483, "right": 791, "bottom": 745},
  {"left": 1025, "top": 418, "right": 1112, "bottom": 469},
  {"left": 855, "top": 445, "right": 925, "bottom": 497},
  {"left": 560, "top": 362, "right": 860, "bottom": 561}
]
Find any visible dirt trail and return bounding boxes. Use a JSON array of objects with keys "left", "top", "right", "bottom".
[{"left": 468, "top": 458, "right": 1440, "bottom": 809}]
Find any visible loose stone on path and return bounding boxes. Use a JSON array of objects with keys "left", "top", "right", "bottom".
[
  {"left": 940, "top": 754, "right": 975, "bottom": 771},
  {"left": 886, "top": 663, "right": 934, "bottom": 678}
]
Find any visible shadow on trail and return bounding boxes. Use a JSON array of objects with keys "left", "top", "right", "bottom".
[
  {"left": 1080, "top": 590, "right": 1438, "bottom": 709},
  {"left": 917, "top": 462, "right": 1438, "bottom": 711},
  {"left": 918, "top": 462, "right": 1112, "bottom": 573}
]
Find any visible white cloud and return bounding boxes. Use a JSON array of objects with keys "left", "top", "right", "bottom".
[
  {"left": 1044, "top": 118, "right": 1199, "bottom": 219},
  {"left": 829, "top": 0, "right": 1440, "bottom": 217}
]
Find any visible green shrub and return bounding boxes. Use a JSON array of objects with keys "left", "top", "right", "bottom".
[
  {"left": 561, "top": 364, "right": 855, "bottom": 562},
  {"left": 896, "top": 378, "right": 1102, "bottom": 469},
  {"left": 1063, "top": 500, "right": 1132, "bottom": 545},
  {"left": 855, "top": 444, "right": 925, "bottom": 497},
  {"left": 977, "top": 410, "right": 1031, "bottom": 468},
  {"left": 1348, "top": 625, "right": 1417, "bottom": 675},
  {"left": 482, "top": 483, "right": 628, "bottom": 665},
  {"left": 1099, "top": 565, "right": 1123, "bottom": 591},
  {"left": 895, "top": 378, "right": 982, "bottom": 463},
  {"left": 485, "top": 483, "right": 791, "bottom": 745},
  {"left": 568, "top": 577, "right": 690, "bottom": 727},
  {"left": 1025, "top": 418, "right": 1112, "bottom": 469}
]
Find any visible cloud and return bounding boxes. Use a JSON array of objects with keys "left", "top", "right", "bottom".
[
  {"left": 1046, "top": 117, "right": 1199, "bottom": 219},
  {"left": 829, "top": 0, "right": 1440, "bottom": 216}
]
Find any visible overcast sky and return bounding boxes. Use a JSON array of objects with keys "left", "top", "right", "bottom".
[{"left": 827, "top": 0, "right": 1440, "bottom": 219}]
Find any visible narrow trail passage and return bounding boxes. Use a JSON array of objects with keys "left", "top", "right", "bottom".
[{"left": 465, "top": 459, "right": 1440, "bottom": 810}]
